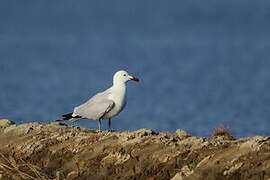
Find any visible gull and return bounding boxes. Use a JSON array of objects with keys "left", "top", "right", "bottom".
[{"left": 59, "top": 70, "right": 139, "bottom": 131}]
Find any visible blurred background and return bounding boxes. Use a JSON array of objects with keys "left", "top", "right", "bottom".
[{"left": 0, "top": 0, "right": 270, "bottom": 137}]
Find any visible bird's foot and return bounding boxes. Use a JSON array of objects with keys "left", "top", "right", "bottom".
[
  {"left": 72, "top": 126, "right": 81, "bottom": 130},
  {"left": 96, "top": 129, "right": 102, "bottom": 133},
  {"left": 108, "top": 129, "right": 116, "bottom": 133}
]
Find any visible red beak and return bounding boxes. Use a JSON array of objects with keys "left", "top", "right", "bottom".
[{"left": 130, "top": 76, "right": 139, "bottom": 82}]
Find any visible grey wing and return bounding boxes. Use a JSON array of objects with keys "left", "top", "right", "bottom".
[{"left": 73, "top": 93, "right": 115, "bottom": 120}]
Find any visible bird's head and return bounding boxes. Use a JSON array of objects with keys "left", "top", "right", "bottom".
[{"left": 113, "top": 70, "right": 139, "bottom": 85}]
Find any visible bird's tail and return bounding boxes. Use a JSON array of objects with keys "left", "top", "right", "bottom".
[
  {"left": 55, "top": 113, "right": 82, "bottom": 122},
  {"left": 62, "top": 112, "right": 74, "bottom": 120}
]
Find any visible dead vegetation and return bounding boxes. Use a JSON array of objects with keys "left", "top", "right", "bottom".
[
  {"left": 210, "top": 124, "right": 235, "bottom": 140},
  {"left": 0, "top": 152, "right": 49, "bottom": 180},
  {"left": 0, "top": 120, "right": 269, "bottom": 179}
]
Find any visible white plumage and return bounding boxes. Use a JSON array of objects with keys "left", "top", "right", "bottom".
[{"left": 61, "top": 70, "right": 139, "bottom": 131}]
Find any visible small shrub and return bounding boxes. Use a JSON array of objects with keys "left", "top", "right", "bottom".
[{"left": 210, "top": 125, "right": 235, "bottom": 140}]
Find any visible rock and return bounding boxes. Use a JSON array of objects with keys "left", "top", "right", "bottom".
[
  {"left": 239, "top": 136, "right": 264, "bottom": 151},
  {"left": 171, "top": 172, "right": 183, "bottom": 180},
  {"left": 181, "top": 165, "right": 193, "bottom": 177},
  {"left": 196, "top": 155, "right": 214, "bottom": 168},
  {"left": 223, "top": 162, "right": 244, "bottom": 176},
  {"left": 3, "top": 123, "right": 39, "bottom": 136},
  {"left": 0, "top": 119, "right": 15, "bottom": 128},
  {"left": 171, "top": 165, "right": 193, "bottom": 180},
  {"left": 67, "top": 171, "right": 79, "bottom": 180},
  {"left": 25, "top": 126, "right": 34, "bottom": 134},
  {"left": 102, "top": 151, "right": 130, "bottom": 165},
  {"left": 180, "top": 136, "right": 205, "bottom": 149},
  {"left": 134, "top": 128, "right": 155, "bottom": 137}
]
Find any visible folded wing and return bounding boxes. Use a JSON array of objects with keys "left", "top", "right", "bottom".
[{"left": 73, "top": 92, "right": 115, "bottom": 120}]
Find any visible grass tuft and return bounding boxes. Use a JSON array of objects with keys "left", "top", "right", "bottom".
[
  {"left": 210, "top": 125, "right": 235, "bottom": 140},
  {"left": 0, "top": 152, "right": 50, "bottom": 180}
]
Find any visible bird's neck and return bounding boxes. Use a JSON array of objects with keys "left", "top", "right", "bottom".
[
  {"left": 112, "top": 82, "right": 126, "bottom": 90},
  {"left": 112, "top": 82, "right": 126, "bottom": 95}
]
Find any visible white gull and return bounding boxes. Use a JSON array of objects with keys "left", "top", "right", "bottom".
[{"left": 60, "top": 70, "right": 139, "bottom": 131}]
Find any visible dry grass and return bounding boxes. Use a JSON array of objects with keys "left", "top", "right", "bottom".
[
  {"left": 210, "top": 125, "right": 235, "bottom": 140},
  {"left": 0, "top": 152, "right": 50, "bottom": 180}
]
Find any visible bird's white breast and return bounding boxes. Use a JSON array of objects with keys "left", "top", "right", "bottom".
[{"left": 104, "top": 85, "right": 126, "bottom": 119}]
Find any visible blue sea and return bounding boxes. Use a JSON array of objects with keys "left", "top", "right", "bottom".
[{"left": 0, "top": 0, "right": 270, "bottom": 137}]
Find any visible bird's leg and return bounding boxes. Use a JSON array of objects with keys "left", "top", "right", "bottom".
[
  {"left": 108, "top": 118, "right": 112, "bottom": 132},
  {"left": 97, "top": 119, "right": 101, "bottom": 132}
]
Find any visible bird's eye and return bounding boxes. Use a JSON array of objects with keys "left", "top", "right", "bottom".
[{"left": 123, "top": 74, "right": 127, "bottom": 76}]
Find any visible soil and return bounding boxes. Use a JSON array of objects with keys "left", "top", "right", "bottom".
[{"left": 0, "top": 120, "right": 269, "bottom": 180}]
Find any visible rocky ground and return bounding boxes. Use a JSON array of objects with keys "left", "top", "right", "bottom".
[{"left": 0, "top": 119, "right": 269, "bottom": 180}]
